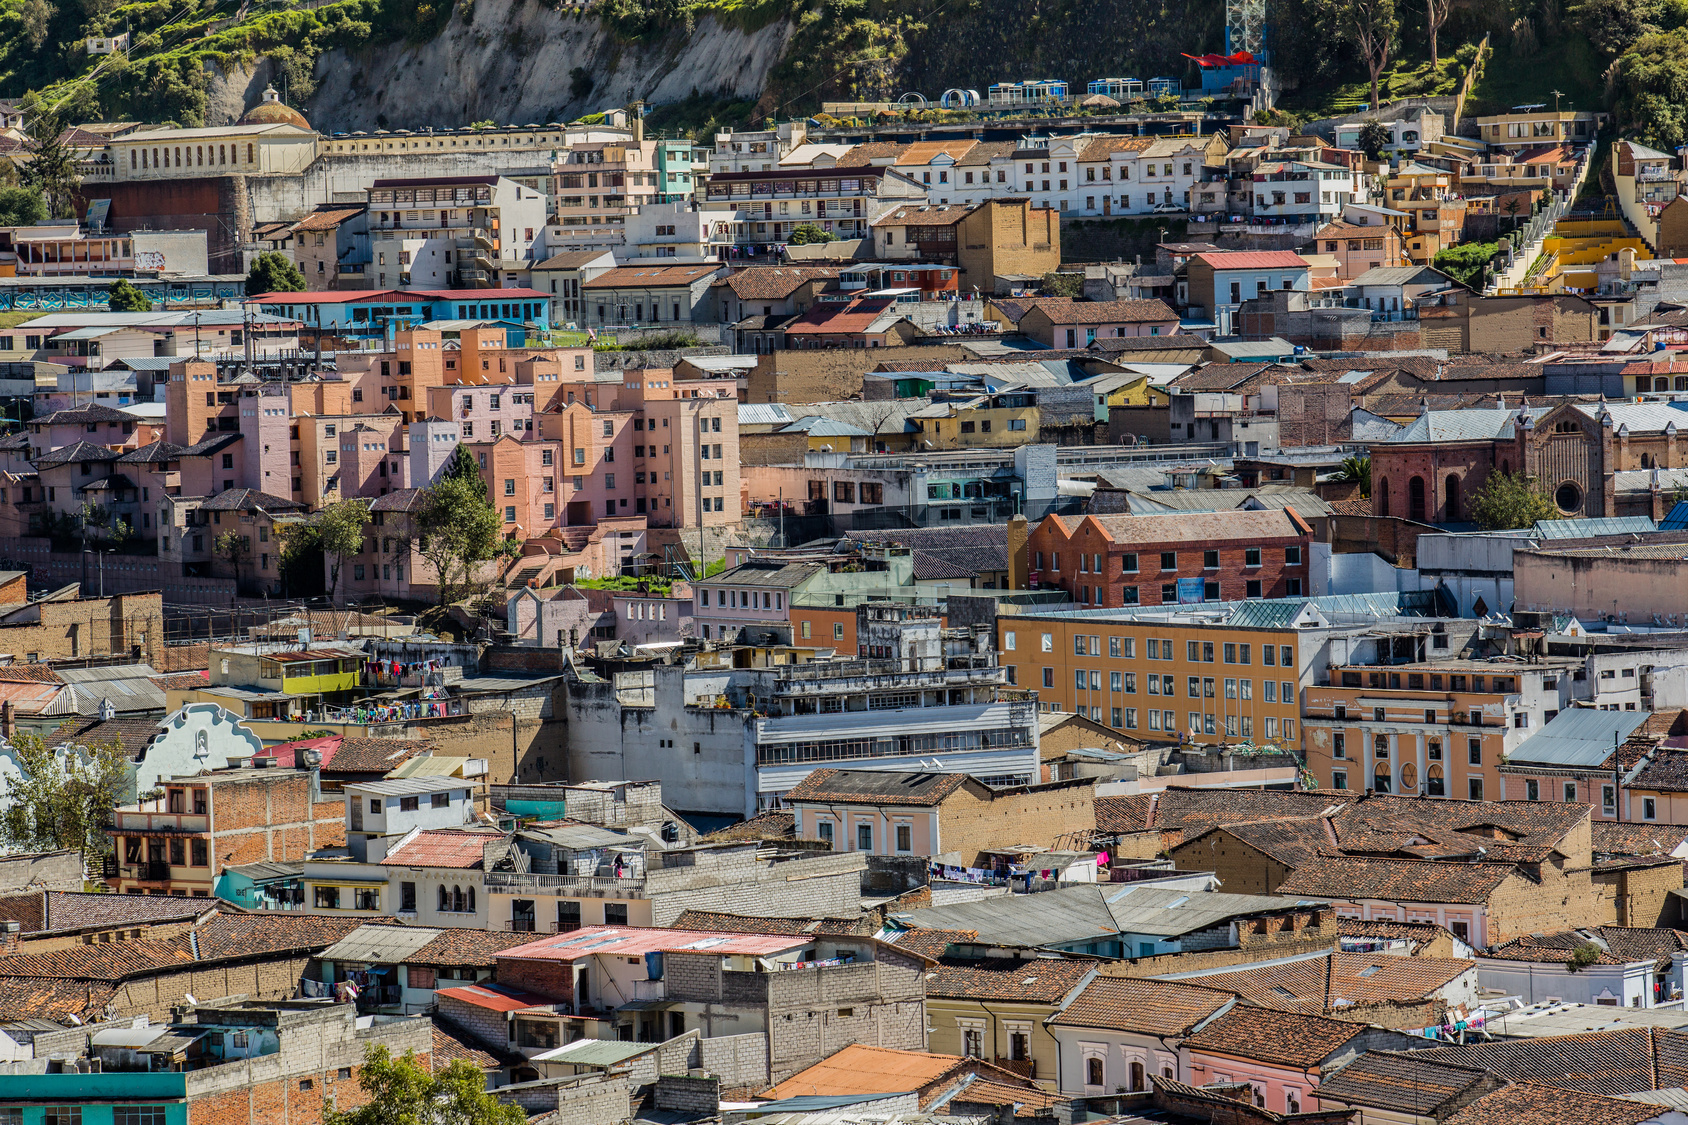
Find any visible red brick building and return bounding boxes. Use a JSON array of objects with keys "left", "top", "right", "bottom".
[
  {"left": 1027, "top": 509, "right": 1314, "bottom": 608},
  {"left": 106, "top": 764, "right": 345, "bottom": 897}
]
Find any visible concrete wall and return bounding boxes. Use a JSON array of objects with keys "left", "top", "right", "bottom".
[{"left": 0, "top": 850, "right": 83, "bottom": 894}]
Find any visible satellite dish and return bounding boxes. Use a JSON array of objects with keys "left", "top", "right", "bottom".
[{"left": 184, "top": 993, "right": 197, "bottom": 1005}]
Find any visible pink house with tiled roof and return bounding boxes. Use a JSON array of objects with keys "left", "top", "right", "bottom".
[{"left": 1185, "top": 251, "right": 1311, "bottom": 335}]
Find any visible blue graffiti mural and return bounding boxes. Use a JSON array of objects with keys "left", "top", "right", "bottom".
[{"left": 0, "top": 279, "right": 242, "bottom": 312}]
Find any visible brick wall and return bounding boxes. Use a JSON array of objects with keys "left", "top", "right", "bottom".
[
  {"left": 0, "top": 850, "right": 83, "bottom": 894},
  {"left": 1593, "top": 860, "right": 1683, "bottom": 928},
  {"left": 698, "top": 1032, "right": 769, "bottom": 1088},
  {"left": 1169, "top": 830, "right": 1295, "bottom": 894},
  {"left": 1277, "top": 384, "right": 1357, "bottom": 448},
  {"left": 553, "top": 1074, "right": 633, "bottom": 1125},
  {"left": 741, "top": 433, "right": 811, "bottom": 467},
  {"left": 645, "top": 852, "right": 866, "bottom": 926},
  {"left": 437, "top": 991, "right": 511, "bottom": 1052},
  {"left": 656, "top": 1075, "right": 719, "bottom": 1114},
  {"left": 938, "top": 778, "right": 1097, "bottom": 865},
  {"left": 493, "top": 954, "right": 576, "bottom": 1004},
  {"left": 112, "top": 955, "right": 318, "bottom": 1022},
  {"left": 665, "top": 951, "right": 723, "bottom": 1001},
  {"left": 207, "top": 771, "right": 344, "bottom": 875},
  {"left": 746, "top": 346, "right": 971, "bottom": 405}
]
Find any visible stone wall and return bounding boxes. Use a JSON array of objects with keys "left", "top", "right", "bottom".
[{"left": 0, "top": 850, "right": 82, "bottom": 894}]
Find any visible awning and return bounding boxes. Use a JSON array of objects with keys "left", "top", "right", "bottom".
[{"left": 616, "top": 999, "right": 681, "bottom": 1012}]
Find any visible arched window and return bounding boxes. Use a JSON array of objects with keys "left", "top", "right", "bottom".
[
  {"left": 1130, "top": 1062, "right": 1145, "bottom": 1091},
  {"left": 1408, "top": 476, "right": 1426, "bottom": 522},
  {"left": 1445, "top": 474, "right": 1460, "bottom": 521},
  {"left": 1639, "top": 377, "right": 1655, "bottom": 393},
  {"left": 1377, "top": 478, "right": 1390, "bottom": 517},
  {"left": 1086, "top": 1058, "right": 1104, "bottom": 1087},
  {"left": 1642, "top": 453, "right": 1652, "bottom": 469},
  {"left": 468, "top": 886, "right": 476, "bottom": 913},
  {"left": 452, "top": 885, "right": 465, "bottom": 913},
  {"left": 1676, "top": 377, "right": 1688, "bottom": 391},
  {"left": 1427, "top": 764, "right": 1445, "bottom": 796},
  {"left": 1500, "top": 461, "right": 1510, "bottom": 476},
  {"left": 1374, "top": 761, "right": 1393, "bottom": 794},
  {"left": 437, "top": 885, "right": 447, "bottom": 910},
  {"left": 1401, "top": 761, "right": 1418, "bottom": 790}
]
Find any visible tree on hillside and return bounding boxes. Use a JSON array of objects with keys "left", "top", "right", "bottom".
[
  {"left": 0, "top": 185, "right": 46, "bottom": 228},
  {"left": 1322, "top": 0, "right": 1400, "bottom": 110},
  {"left": 1433, "top": 241, "right": 1498, "bottom": 289},
  {"left": 1357, "top": 119, "right": 1392, "bottom": 161},
  {"left": 1424, "top": 0, "right": 1452, "bottom": 68},
  {"left": 276, "top": 521, "right": 326, "bottom": 599},
  {"left": 1572, "top": 0, "right": 1662, "bottom": 60},
  {"left": 1468, "top": 471, "right": 1560, "bottom": 529},
  {"left": 246, "top": 251, "right": 306, "bottom": 296},
  {"left": 108, "top": 279, "right": 150, "bottom": 312},
  {"left": 414, "top": 446, "right": 509, "bottom": 605},
  {"left": 0, "top": 732, "right": 128, "bottom": 869},
  {"left": 316, "top": 498, "right": 370, "bottom": 603},
  {"left": 788, "top": 223, "right": 833, "bottom": 245},
  {"left": 18, "top": 97, "right": 80, "bottom": 218},
  {"left": 1614, "top": 30, "right": 1688, "bottom": 148},
  {"left": 326, "top": 1044, "right": 524, "bottom": 1125}
]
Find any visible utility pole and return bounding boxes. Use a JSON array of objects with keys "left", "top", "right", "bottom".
[{"left": 1613, "top": 728, "right": 1623, "bottom": 823}]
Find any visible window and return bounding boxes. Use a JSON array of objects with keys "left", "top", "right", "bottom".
[
  {"left": 114, "top": 1111, "right": 167, "bottom": 1125},
  {"left": 1565, "top": 782, "right": 1578, "bottom": 802},
  {"left": 1468, "top": 778, "right": 1484, "bottom": 801},
  {"left": 816, "top": 821, "right": 834, "bottom": 846},
  {"left": 1468, "top": 738, "right": 1482, "bottom": 765},
  {"left": 1086, "top": 1057, "right": 1105, "bottom": 1086},
  {"left": 1525, "top": 779, "right": 1540, "bottom": 801},
  {"left": 314, "top": 886, "right": 341, "bottom": 909},
  {"left": 1644, "top": 798, "right": 1658, "bottom": 820},
  {"left": 963, "top": 1028, "right": 985, "bottom": 1057},
  {"left": 856, "top": 823, "right": 873, "bottom": 851},
  {"left": 46, "top": 1113, "right": 84, "bottom": 1125},
  {"left": 401, "top": 881, "right": 417, "bottom": 911},
  {"left": 896, "top": 824, "right": 912, "bottom": 852},
  {"left": 1160, "top": 551, "right": 1177, "bottom": 570},
  {"left": 1245, "top": 547, "right": 1261, "bottom": 567}
]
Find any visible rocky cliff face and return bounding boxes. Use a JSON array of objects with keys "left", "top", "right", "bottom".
[{"left": 276, "top": 2, "right": 788, "bottom": 132}]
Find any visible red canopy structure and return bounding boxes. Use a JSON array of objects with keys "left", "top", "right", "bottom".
[{"left": 1181, "top": 50, "right": 1259, "bottom": 67}]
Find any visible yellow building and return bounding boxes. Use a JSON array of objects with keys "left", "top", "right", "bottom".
[
  {"left": 998, "top": 607, "right": 1303, "bottom": 748},
  {"left": 1088, "top": 372, "right": 1172, "bottom": 422},
  {"left": 909, "top": 392, "right": 1040, "bottom": 449},
  {"left": 1498, "top": 219, "right": 1652, "bottom": 296}
]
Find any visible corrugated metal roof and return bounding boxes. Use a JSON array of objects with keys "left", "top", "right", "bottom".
[
  {"left": 317, "top": 924, "right": 445, "bottom": 965},
  {"left": 1387, "top": 408, "right": 1528, "bottom": 444},
  {"left": 530, "top": 1038, "right": 657, "bottom": 1066},
  {"left": 1102, "top": 887, "right": 1320, "bottom": 937},
  {"left": 1507, "top": 708, "right": 1650, "bottom": 768},
  {"left": 1573, "top": 402, "right": 1688, "bottom": 433},
  {"left": 388, "top": 756, "right": 471, "bottom": 778},
  {"left": 345, "top": 775, "right": 462, "bottom": 796},
  {"left": 738, "top": 404, "right": 795, "bottom": 427}
]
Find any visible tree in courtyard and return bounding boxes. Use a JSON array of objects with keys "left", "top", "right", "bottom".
[
  {"left": 245, "top": 250, "right": 306, "bottom": 296},
  {"left": 276, "top": 520, "right": 325, "bottom": 598},
  {"left": 214, "top": 528, "right": 253, "bottom": 591},
  {"left": 787, "top": 223, "right": 833, "bottom": 245},
  {"left": 1041, "top": 272, "right": 1084, "bottom": 298},
  {"left": 1356, "top": 119, "right": 1393, "bottom": 161},
  {"left": 325, "top": 1043, "right": 524, "bottom": 1125},
  {"left": 1467, "top": 471, "right": 1559, "bottom": 529},
  {"left": 108, "top": 279, "right": 150, "bottom": 312},
  {"left": 1337, "top": 455, "right": 1372, "bottom": 498},
  {"left": 0, "top": 732, "right": 129, "bottom": 872},
  {"left": 414, "top": 446, "right": 510, "bottom": 605},
  {"left": 316, "top": 498, "right": 371, "bottom": 603}
]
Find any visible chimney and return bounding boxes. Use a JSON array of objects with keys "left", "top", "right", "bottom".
[
  {"left": 1007, "top": 514, "right": 1030, "bottom": 590},
  {"left": 3, "top": 699, "right": 15, "bottom": 740},
  {"left": 630, "top": 101, "right": 645, "bottom": 145}
]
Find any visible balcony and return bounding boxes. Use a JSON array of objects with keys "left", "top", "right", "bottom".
[
  {"left": 119, "top": 862, "right": 173, "bottom": 882},
  {"left": 113, "top": 809, "right": 209, "bottom": 833},
  {"left": 484, "top": 870, "right": 647, "bottom": 898}
]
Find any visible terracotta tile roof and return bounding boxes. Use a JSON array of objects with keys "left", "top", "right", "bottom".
[
  {"left": 786, "top": 298, "right": 900, "bottom": 334},
  {"left": 291, "top": 206, "right": 365, "bottom": 233},
  {"left": 0, "top": 890, "right": 207, "bottom": 934},
  {"left": 1593, "top": 821, "right": 1688, "bottom": 857},
  {"left": 699, "top": 811, "right": 795, "bottom": 842},
  {"left": 951, "top": 1078, "right": 1066, "bottom": 1115},
  {"left": 1071, "top": 509, "right": 1314, "bottom": 551},
  {"left": 152, "top": 671, "right": 210, "bottom": 691},
  {"left": 837, "top": 142, "right": 909, "bottom": 165},
  {"left": 1170, "top": 362, "right": 1292, "bottom": 391},
  {"left": 670, "top": 910, "right": 866, "bottom": 936},
  {"left": 1328, "top": 499, "right": 1375, "bottom": 516},
  {"left": 955, "top": 141, "right": 1018, "bottom": 167},
  {"left": 1275, "top": 855, "right": 1517, "bottom": 904},
  {"left": 1406, "top": 1028, "right": 1668, "bottom": 1096},
  {"left": 1487, "top": 926, "right": 1688, "bottom": 967},
  {"left": 1338, "top": 917, "right": 1457, "bottom": 946},
  {"left": 197, "top": 487, "right": 305, "bottom": 512},
  {"left": 1094, "top": 794, "right": 1155, "bottom": 834},
  {"left": 381, "top": 829, "right": 498, "bottom": 870},
  {"left": 724, "top": 266, "right": 840, "bottom": 300},
  {"left": 48, "top": 716, "right": 161, "bottom": 760},
  {"left": 890, "top": 929, "right": 979, "bottom": 960},
  {"left": 1316, "top": 1051, "right": 1496, "bottom": 1113},
  {"left": 1129, "top": 786, "right": 1353, "bottom": 843},
  {"left": 1629, "top": 750, "right": 1688, "bottom": 793},
  {"left": 1021, "top": 298, "right": 1179, "bottom": 325},
  {"left": 1078, "top": 136, "right": 1156, "bottom": 161},
  {"left": 1181, "top": 1006, "right": 1366, "bottom": 1067},
  {"left": 872, "top": 203, "right": 974, "bottom": 228},
  {"left": 0, "top": 912, "right": 371, "bottom": 982},
  {"left": 328, "top": 737, "right": 435, "bottom": 774},
  {"left": 1443, "top": 1082, "right": 1664, "bottom": 1125},
  {"left": 924, "top": 956, "right": 1096, "bottom": 1003},
  {"left": 1198, "top": 817, "right": 1331, "bottom": 867},
  {"left": 784, "top": 768, "right": 973, "bottom": 806},
  {"left": 1178, "top": 950, "right": 1474, "bottom": 1015},
  {"left": 1050, "top": 976, "right": 1234, "bottom": 1035},
  {"left": 0, "top": 665, "right": 64, "bottom": 684},
  {"left": 409, "top": 928, "right": 537, "bottom": 967},
  {"left": 0, "top": 976, "right": 119, "bottom": 1024},
  {"left": 893, "top": 140, "right": 979, "bottom": 165},
  {"left": 583, "top": 264, "right": 719, "bottom": 289}
]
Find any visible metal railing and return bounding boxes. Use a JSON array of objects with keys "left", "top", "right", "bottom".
[{"left": 485, "top": 871, "right": 647, "bottom": 895}]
